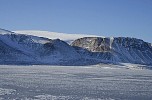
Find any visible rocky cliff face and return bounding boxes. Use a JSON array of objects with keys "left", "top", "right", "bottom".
[
  {"left": 72, "top": 37, "right": 152, "bottom": 65},
  {"left": 72, "top": 37, "right": 111, "bottom": 52}
]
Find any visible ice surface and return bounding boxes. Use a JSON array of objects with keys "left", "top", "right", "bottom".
[
  {"left": 0, "top": 88, "right": 16, "bottom": 96},
  {"left": 0, "top": 65, "right": 152, "bottom": 100}
]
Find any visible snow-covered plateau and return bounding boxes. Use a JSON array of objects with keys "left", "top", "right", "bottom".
[
  {"left": 0, "top": 65, "right": 152, "bottom": 100},
  {"left": 14, "top": 30, "right": 101, "bottom": 44}
]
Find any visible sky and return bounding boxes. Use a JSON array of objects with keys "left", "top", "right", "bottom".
[{"left": 0, "top": 0, "right": 152, "bottom": 42}]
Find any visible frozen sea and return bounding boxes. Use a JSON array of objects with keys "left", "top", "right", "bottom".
[{"left": 0, "top": 64, "right": 152, "bottom": 100}]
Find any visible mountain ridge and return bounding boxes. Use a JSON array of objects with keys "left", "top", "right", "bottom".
[
  {"left": 0, "top": 28, "right": 152, "bottom": 67},
  {"left": 72, "top": 37, "right": 152, "bottom": 65}
]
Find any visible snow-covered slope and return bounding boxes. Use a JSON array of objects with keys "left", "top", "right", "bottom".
[
  {"left": 72, "top": 37, "right": 152, "bottom": 65},
  {"left": 0, "top": 29, "right": 82, "bottom": 65},
  {"left": 14, "top": 30, "right": 101, "bottom": 43},
  {"left": 1, "top": 28, "right": 152, "bottom": 66}
]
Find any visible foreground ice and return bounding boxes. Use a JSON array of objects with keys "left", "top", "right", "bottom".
[
  {"left": 0, "top": 88, "right": 16, "bottom": 96},
  {"left": 0, "top": 64, "right": 152, "bottom": 100}
]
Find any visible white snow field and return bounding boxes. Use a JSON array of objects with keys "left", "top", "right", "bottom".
[
  {"left": 0, "top": 65, "right": 152, "bottom": 100},
  {"left": 14, "top": 31, "right": 101, "bottom": 43}
]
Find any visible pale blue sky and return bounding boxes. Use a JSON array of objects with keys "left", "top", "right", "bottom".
[{"left": 0, "top": 0, "right": 152, "bottom": 42}]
